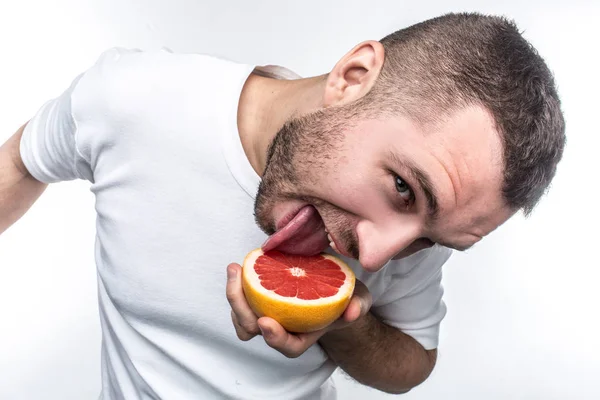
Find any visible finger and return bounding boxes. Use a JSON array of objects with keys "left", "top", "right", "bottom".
[
  {"left": 225, "top": 263, "right": 260, "bottom": 337},
  {"left": 231, "top": 310, "right": 257, "bottom": 341},
  {"left": 342, "top": 280, "right": 373, "bottom": 323},
  {"left": 258, "top": 317, "right": 325, "bottom": 358}
]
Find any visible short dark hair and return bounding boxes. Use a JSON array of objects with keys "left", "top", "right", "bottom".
[{"left": 360, "top": 12, "right": 565, "bottom": 215}]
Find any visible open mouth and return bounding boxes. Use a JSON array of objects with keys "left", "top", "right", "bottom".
[{"left": 262, "top": 205, "right": 330, "bottom": 256}]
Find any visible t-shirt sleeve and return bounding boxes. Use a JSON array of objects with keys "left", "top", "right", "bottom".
[
  {"left": 19, "top": 47, "right": 139, "bottom": 184},
  {"left": 370, "top": 245, "right": 452, "bottom": 350},
  {"left": 19, "top": 73, "right": 87, "bottom": 183}
]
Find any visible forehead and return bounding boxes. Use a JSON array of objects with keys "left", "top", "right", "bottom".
[
  {"left": 424, "top": 107, "right": 509, "bottom": 232},
  {"left": 357, "top": 105, "right": 503, "bottom": 184},
  {"left": 423, "top": 105, "right": 503, "bottom": 197},
  {"left": 423, "top": 106, "right": 503, "bottom": 171}
]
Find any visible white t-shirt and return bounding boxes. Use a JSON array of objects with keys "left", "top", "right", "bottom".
[{"left": 20, "top": 48, "right": 452, "bottom": 400}]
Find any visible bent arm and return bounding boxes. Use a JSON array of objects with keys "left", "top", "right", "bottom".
[
  {"left": 319, "top": 312, "right": 437, "bottom": 394},
  {"left": 320, "top": 246, "right": 451, "bottom": 393},
  {"left": 0, "top": 124, "right": 47, "bottom": 235}
]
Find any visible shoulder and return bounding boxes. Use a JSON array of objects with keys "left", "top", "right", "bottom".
[
  {"left": 71, "top": 48, "right": 163, "bottom": 112},
  {"left": 71, "top": 47, "right": 250, "bottom": 117}
]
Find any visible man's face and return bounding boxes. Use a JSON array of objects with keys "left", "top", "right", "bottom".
[{"left": 254, "top": 103, "right": 514, "bottom": 271}]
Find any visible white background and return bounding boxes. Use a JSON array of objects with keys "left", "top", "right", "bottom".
[{"left": 0, "top": 0, "right": 598, "bottom": 399}]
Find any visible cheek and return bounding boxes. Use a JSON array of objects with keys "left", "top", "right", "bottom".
[
  {"left": 298, "top": 128, "right": 396, "bottom": 220},
  {"left": 319, "top": 171, "right": 389, "bottom": 220},
  {"left": 317, "top": 152, "right": 389, "bottom": 211}
]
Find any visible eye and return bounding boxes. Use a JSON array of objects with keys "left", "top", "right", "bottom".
[{"left": 394, "top": 174, "right": 414, "bottom": 204}]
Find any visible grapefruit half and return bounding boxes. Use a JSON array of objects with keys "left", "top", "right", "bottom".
[{"left": 242, "top": 248, "right": 356, "bottom": 333}]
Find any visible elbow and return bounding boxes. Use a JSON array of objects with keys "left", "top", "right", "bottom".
[
  {"left": 383, "top": 387, "right": 412, "bottom": 395},
  {"left": 379, "top": 376, "right": 426, "bottom": 395},
  {"left": 380, "top": 376, "right": 424, "bottom": 395},
  {"left": 377, "top": 379, "right": 425, "bottom": 395},
  {"left": 382, "top": 349, "right": 437, "bottom": 395}
]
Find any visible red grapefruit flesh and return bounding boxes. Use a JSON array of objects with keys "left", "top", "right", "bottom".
[{"left": 242, "top": 249, "right": 355, "bottom": 333}]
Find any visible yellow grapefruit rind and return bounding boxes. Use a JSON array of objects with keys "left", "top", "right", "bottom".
[{"left": 242, "top": 248, "right": 356, "bottom": 333}]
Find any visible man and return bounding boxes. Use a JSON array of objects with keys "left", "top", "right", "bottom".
[{"left": 0, "top": 12, "right": 564, "bottom": 400}]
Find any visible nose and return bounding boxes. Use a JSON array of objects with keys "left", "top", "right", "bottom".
[{"left": 355, "top": 219, "right": 421, "bottom": 271}]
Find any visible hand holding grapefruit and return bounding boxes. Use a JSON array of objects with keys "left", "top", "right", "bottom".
[{"left": 241, "top": 248, "right": 356, "bottom": 333}]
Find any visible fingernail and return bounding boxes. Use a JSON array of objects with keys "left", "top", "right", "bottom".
[
  {"left": 359, "top": 299, "right": 368, "bottom": 313},
  {"left": 259, "top": 325, "right": 271, "bottom": 338},
  {"left": 227, "top": 266, "right": 237, "bottom": 282}
]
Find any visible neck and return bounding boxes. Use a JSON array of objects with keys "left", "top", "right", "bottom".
[{"left": 237, "top": 71, "right": 326, "bottom": 176}]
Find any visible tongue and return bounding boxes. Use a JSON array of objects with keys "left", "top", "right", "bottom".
[{"left": 262, "top": 205, "right": 329, "bottom": 256}]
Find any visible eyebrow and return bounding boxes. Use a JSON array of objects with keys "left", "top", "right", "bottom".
[{"left": 388, "top": 151, "right": 440, "bottom": 220}]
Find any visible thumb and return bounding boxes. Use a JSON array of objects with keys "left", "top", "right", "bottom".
[{"left": 343, "top": 280, "right": 372, "bottom": 322}]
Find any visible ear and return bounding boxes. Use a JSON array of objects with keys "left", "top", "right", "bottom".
[{"left": 322, "top": 40, "right": 385, "bottom": 108}]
